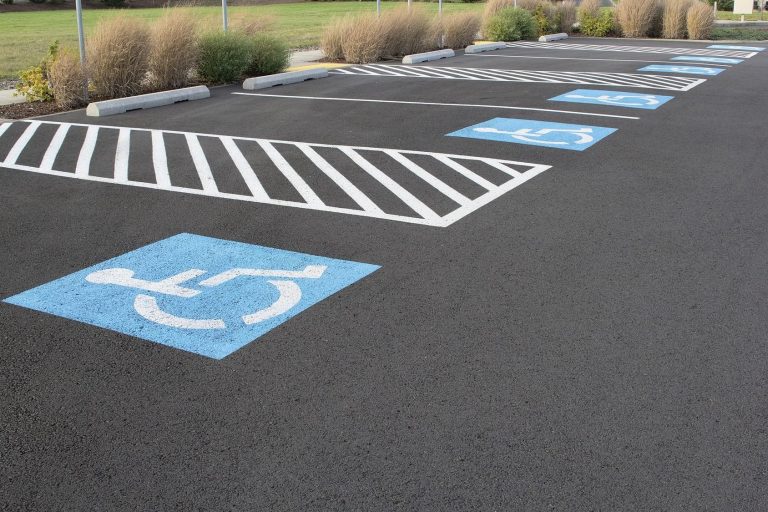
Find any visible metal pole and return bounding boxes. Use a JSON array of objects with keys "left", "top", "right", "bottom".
[
  {"left": 75, "top": 0, "right": 88, "bottom": 101},
  {"left": 222, "top": 0, "right": 228, "bottom": 31},
  {"left": 438, "top": 0, "right": 443, "bottom": 16},
  {"left": 408, "top": 0, "right": 411, "bottom": 10},
  {"left": 377, "top": 0, "right": 381, "bottom": 17}
]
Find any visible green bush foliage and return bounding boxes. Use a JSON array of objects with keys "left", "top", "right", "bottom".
[
  {"left": 580, "top": 8, "right": 618, "bottom": 36},
  {"left": 483, "top": 7, "right": 536, "bottom": 41},
  {"left": 15, "top": 41, "right": 58, "bottom": 102},
  {"left": 533, "top": 3, "right": 557, "bottom": 35},
  {"left": 245, "top": 34, "right": 290, "bottom": 76},
  {"left": 706, "top": 0, "right": 733, "bottom": 10},
  {"left": 0, "top": 0, "right": 14, "bottom": 5},
  {"left": 197, "top": 31, "right": 253, "bottom": 83}
]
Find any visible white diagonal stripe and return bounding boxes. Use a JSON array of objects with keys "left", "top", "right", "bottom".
[
  {"left": 151, "top": 130, "right": 171, "bottom": 188},
  {"left": 220, "top": 136, "right": 270, "bottom": 201},
  {"left": 296, "top": 143, "right": 383, "bottom": 213},
  {"left": 432, "top": 155, "right": 496, "bottom": 191},
  {"left": 40, "top": 123, "right": 70, "bottom": 171},
  {"left": 75, "top": 125, "right": 99, "bottom": 176},
  {"left": 114, "top": 128, "right": 131, "bottom": 183},
  {"left": 185, "top": 134, "right": 218, "bottom": 193},
  {"left": 258, "top": 140, "right": 324, "bottom": 206},
  {"left": 3, "top": 121, "right": 40, "bottom": 166},
  {"left": 386, "top": 150, "right": 471, "bottom": 206}
]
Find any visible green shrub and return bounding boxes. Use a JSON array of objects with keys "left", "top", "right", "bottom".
[
  {"left": 15, "top": 41, "right": 58, "bottom": 102},
  {"left": 245, "top": 34, "right": 290, "bottom": 76},
  {"left": 0, "top": 0, "right": 14, "bottom": 5},
  {"left": 533, "top": 3, "right": 557, "bottom": 35},
  {"left": 483, "top": 7, "right": 536, "bottom": 41},
  {"left": 706, "top": 0, "right": 733, "bottom": 10},
  {"left": 197, "top": 31, "right": 253, "bottom": 83},
  {"left": 29, "top": 0, "right": 46, "bottom": 3},
  {"left": 101, "top": 0, "right": 126, "bottom": 7},
  {"left": 580, "top": 8, "right": 618, "bottom": 36}
]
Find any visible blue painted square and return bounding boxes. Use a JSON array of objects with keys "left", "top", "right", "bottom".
[
  {"left": 639, "top": 64, "right": 723, "bottom": 76},
  {"left": 670, "top": 56, "right": 742, "bottom": 65},
  {"left": 548, "top": 89, "right": 673, "bottom": 110},
  {"left": 3, "top": 234, "right": 380, "bottom": 359},
  {"left": 447, "top": 118, "right": 616, "bottom": 151},
  {"left": 707, "top": 44, "right": 765, "bottom": 51}
]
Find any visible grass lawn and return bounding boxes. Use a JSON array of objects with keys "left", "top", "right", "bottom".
[
  {"left": 716, "top": 10, "right": 767, "bottom": 20},
  {"left": 0, "top": 1, "right": 484, "bottom": 79}
]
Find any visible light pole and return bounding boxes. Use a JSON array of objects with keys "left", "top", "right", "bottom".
[
  {"left": 75, "top": 0, "right": 88, "bottom": 101},
  {"left": 223, "top": 0, "right": 229, "bottom": 31}
]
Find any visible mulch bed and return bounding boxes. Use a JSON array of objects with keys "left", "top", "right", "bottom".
[{"left": 0, "top": 101, "right": 72, "bottom": 120}]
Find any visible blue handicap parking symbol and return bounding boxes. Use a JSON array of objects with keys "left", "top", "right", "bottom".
[
  {"left": 548, "top": 89, "right": 673, "bottom": 110},
  {"left": 707, "top": 44, "right": 765, "bottom": 51},
  {"left": 639, "top": 64, "right": 723, "bottom": 76},
  {"left": 3, "top": 234, "right": 380, "bottom": 359},
  {"left": 447, "top": 118, "right": 616, "bottom": 151},
  {"left": 670, "top": 56, "right": 743, "bottom": 65}
]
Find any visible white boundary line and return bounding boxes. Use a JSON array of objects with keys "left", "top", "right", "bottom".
[
  {"left": 232, "top": 92, "right": 641, "bottom": 120},
  {"left": 464, "top": 53, "right": 732, "bottom": 67}
]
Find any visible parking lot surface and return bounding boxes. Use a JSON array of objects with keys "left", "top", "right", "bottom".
[{"left": 2, "top": 38, "right": 768, "bottom": 510}]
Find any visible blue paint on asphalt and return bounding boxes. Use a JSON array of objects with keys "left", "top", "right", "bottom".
[
  {"left": 548, "top": 89, "right": 673, "bottom": 110},
  {"left": 3, "top": 233, "right": 380, "bottom": 359},
  {"left": 447, "top": 118, "right": 616, "bottom": 151},
  {"left": 670, "top": 56, "right": 743, "bottom": 65},
  {"left": 707, "top": 45, "right": 765, "bottom": 51},
  {"left": 639, "top": 65, "right": 724, "bottom": 76}
]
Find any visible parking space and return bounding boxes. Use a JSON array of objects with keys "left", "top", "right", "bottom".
[{"left": 3, "top": 36, "right": 768, "bottom": 510}]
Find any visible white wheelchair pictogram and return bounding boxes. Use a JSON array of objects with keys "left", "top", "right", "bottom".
[
  {"left": 663, "top": 66, "right": 717, "bottom": 75},
  {"left": 564, "top": 94, "right": 660, "bottom": 107},
  {"left": 85, "top": 265, "right": 327, "bottom": 330},
  {"left": 473, "top": 126, "right": 594, "bottom": 146}
]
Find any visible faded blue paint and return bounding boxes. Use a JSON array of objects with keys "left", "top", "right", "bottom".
[
  {"left": 3, "top": 234, "right": 380, "bottom": 359},
  {"left": 639, "top": 64, "right": 723, "bottom": 76},
  {"left": 447, "top": 118, "right": 616, "bottom": 151},
  {"left": 707, "top": 45, "right": 765, "bottom": 51},
  {"left": 548, "top": 89, "right": 673, "bottom": 110},
  {"left": 670, "top": 56, "right": 743, "bottom": 65}
]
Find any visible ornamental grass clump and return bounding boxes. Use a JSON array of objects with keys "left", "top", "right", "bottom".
[
  {"left": 48, "top": 48, "right": 86, "bottom": 109},
  {"left": 340, "top": 13, "right": 385, "bottom": 64},
  {"left": 616, "top": 0, "right": 660, "bottom": 37},
  {"left": 147, "top": 11, "right": 200, "bottom": 90},
  {"left": 87, "top": 16, "right": 150, "bottom": 98},
  {"left": 686, "top": 1, "right": 715, "bottom": 39},
  {"left": 440, "top": 12, "right": 482, "bottom": 49}
]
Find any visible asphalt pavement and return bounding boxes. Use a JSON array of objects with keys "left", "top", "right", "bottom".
[{"left": 2, "top": 38, "right": 767, "bottom": 510}]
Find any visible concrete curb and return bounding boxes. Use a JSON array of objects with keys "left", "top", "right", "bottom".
[
  {"left": 539, "top": 33, "right": 569, "bottom": 42},
  {"left": 86, "top": 86, "right": 210, "bottom": 117},
  {"left": 243, "top": 69, "right": 328, "bottom": 90},
  {"left": 465, "top": 42, "right": 507, "bottom": 54},
  {"left": 402, "top": 49, "right": 455, "bottom": 64}
]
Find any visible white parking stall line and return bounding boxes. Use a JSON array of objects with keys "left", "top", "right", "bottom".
[
  {"left": 75, "top": 125, "right": 100, "bottom": 177},
  {"left": 505, "top": 41, "right": 757, "bottom": 58},
  {"left": 0, "top": 120, "right": 552, "bottom": 227},
  {"left": 0, "top": 122, "right": 11, "bottom": 139},
  {"left": 114, "top": 128, "right": 131, "bottom": 183},
  {"left": 40, "top": 124, "right": 70, "bottom": 171},
  {"left": 465, "top": 53, "right": 733, "bottom": 67},
  {"left": 329, "top": 65, "right": 705, "bottom": 91},
  {"left": 185, "top": 134, "right": 219, "bottom": 193},
  {"left": 233, "top": 92, "right": 641, "bottom": 120},
  {"left": 3, "top": 121, "right": 40, "bottom": 166},
  {"left": 220, "top": 136, "right": 270, "bottom": 201},
  {"left": 151, "top": 130, "right": 171, "bottom": 188}
]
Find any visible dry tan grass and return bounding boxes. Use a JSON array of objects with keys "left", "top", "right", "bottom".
[
  {"left": 517, "top": 0, "right": 543, "bottom": 11},
  {"left": 483, "top": 0, "right": 515, "bottom": 24},
  {"left": 440, "top": 11, "right": 482, "bottom": 49},
  {"left": 578, "top": 0, "right": 601, "bottom": 19},
  {"left": 87, "top": 16, "right": 150, "bottom": 98},
  {"left": 556, "top": 0, "right": 578, "bottom": 33},
  {"left": 48, "top": 48, "right": 86, "bottom": 109},
  {"left": 662, "top": 0, "right": 692, "bottom": 38},
  {"left": 686, "top": 1, "right": 715, "bottom": 39},
  {"left": 341, "top": 12, "right": 384, "bottom": 64},
  {"left": 380, "top": 5, "right": 435, "bottom": 57},
  {"left": 147, "top": 10, "right": 199, "bottom": 90},
  {"left": 321, "top": 15, "right": 354, "bottom": 61},
  {"left": 616, "top": 0, "right": 660, "bottom": 37}
]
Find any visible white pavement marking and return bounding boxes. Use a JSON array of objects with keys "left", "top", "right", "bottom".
[
  {"left": 241, "top": 281, "right": 302, "bottom": 324},
  {"left": 0, "top": 120, "right": 552, "bottom": 227},
  {"left": 330, "top": 65, "right": 706, "bottom": 91},
  {"left": 257, "top": 140, "right": 325, "bottom": 207},
  {"left": 220, "top": 136, "right": 270, "bottom": 201},
  {"left": 233, "top": 92, "right": 640, "bottom": 120},
  {"left": 465, "top": 53, "right": 732, "bottom": 67},
  {"left": 185, "top": 134, "right": 219, "bottom": 193},
  {"left": 114, "top": 128, "right": 131, "bottom": 183},
  {"left": 0, "top": 122, "right": 11, "bottom": 139},
  {"left": 75, "top": 125, "right": 99, "bottom": 177},
  {"left": 3, "top": 121, "right": 40, "bottom": 166},
  {"left": 296, "top": 143, "right": 383, "bottom": 213},
  {"left": 504, "top": 41, "right": 757, "bottom": 58},
  {"left": 40, "top": 124, "right": 70, "bottom": 171},
  {"left": 134, "top": 294, "right": 226, "bottom": 329}
]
